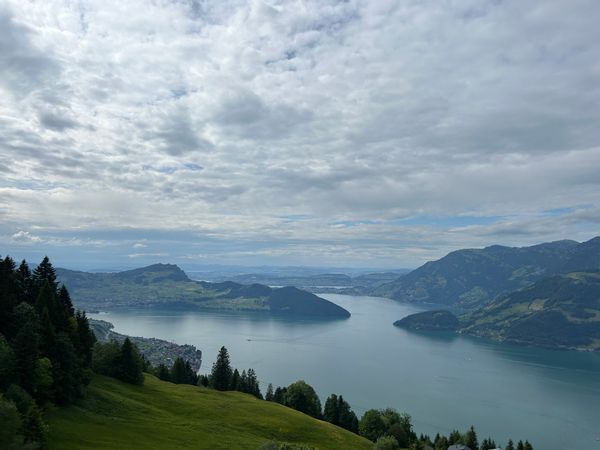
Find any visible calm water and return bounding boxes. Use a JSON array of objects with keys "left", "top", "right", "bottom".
[{"left": 90, "top": 294, "right": 600, "bottom": 450}]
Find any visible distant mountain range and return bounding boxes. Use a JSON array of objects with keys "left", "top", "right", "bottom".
[
  {"left": 204, "top": 270, "right": 410, "bottom": 292},
  {"left": 56, "top": 264, "right": 350, "bottom": 319},
  {"left": 375, "top": 236, "right": 600, "bottom": 310},
  {"left": 395, "top": 271, "right": 600, "bottom": 351}
]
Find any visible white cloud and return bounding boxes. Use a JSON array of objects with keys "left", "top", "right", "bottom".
[
  {"left": 1, "top": 0, "right": 599, "bottom": 267},
  {"left": 11, "top": 230, "right": 43, "bottom": 244}
]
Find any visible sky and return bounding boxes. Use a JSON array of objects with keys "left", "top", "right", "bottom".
[{"left": 1, "top": 0, "right": 599, "bottom": 271}]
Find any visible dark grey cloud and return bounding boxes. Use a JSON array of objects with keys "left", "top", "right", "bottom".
[
  {"left": 146, "top": 109, "right": 212, "bottom": 156},
  {"left": 212, "top": 90, "right": 313, "bottom": 140},
  {"left": 0, "top": 6, "right": 59, "bottom": 96},
  {"left": 38, "top": 111, "right": 79, "bottom": 131}
]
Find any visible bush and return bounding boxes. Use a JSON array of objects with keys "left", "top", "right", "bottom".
[{"left": 373, "top": 435, "right": 400, "bottom": 450}]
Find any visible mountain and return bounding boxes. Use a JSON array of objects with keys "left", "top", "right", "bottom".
[
  {"left": 56, "top": 264, "right": 350, "bottom": 318},
  {"left": 462, "top": 271, "right": 600, "bottom": 350},
  {"left": 47, "top": 374, "right": 372, "bottom": 450},
  {"left": 395, "top": 271, "right": 600, "bottom": 351},
  {"left": 374, "top": 237, "right": 600, "bottom": 310},
  {"left": 194, "top": 270, "right": 410, "bottom": 292}
]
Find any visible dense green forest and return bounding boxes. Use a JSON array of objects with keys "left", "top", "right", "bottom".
[{"left": 0, "top": 255, "right": 96, "bottom": 448}]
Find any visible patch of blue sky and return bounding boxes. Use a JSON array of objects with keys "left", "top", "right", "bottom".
[
  {"left": 393, "top": 214, "right": 505, "bottom": 228},
  {"left": 279, "top": 214, "right": 313, "bottom": 222},
  {"left": 332, "top": 219, "right": 381, "bottom": 227},
  {"left": 541, "top": 207, "right": 576, "bottom": 216},
  {"left": 183, "top": 163, "right": 203, "bottom": 171},
  {"left": 1, "top": 179, "right": 66, "bottom": 190}
]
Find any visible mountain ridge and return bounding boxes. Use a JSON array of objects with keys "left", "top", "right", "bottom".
[
  {"left": 374, "top": 236, "right": 600, "bottom": 310},
  {"left": 56, "top": 264, "right": 350, "bottom": 318}
]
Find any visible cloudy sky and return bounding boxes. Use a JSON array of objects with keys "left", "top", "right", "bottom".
[{"left": 1, "top": 0, "right": 599, "bottom": 271}]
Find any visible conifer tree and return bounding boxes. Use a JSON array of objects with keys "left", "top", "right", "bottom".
[
  {"left": 15, "top": 261, "right": 33, "bottom": 305},
  {"left": 464, "top": 426, "right": 478, "bottom": 450},
  {"left": 157, "top": 364, "right": 170, "bottom": 381},
  {"left": 324, "top": 394, "right": 340, "bottom": 424},
  {"left": 32, "top": 257, "right": 57, "bottom": 291},
  {"left": 231, "top": 368, "right": 240, "bottom": 391},
  {"left": 517, "top": 440, "right": 525, "bottom": 450},
  {"left": 265, "top": 383, "right": 274, "bottom": 401},
  {"left": 210, "top": 346, "right": 232, "bottom": 391},
  {"left": 505, "top": 439, "right": 515, "bottom": 450},
  {"left": 118, "top": 338, "right": 144, "bottom": 385},
  {"left": 523, "top": 440, "right": 533, "bottom": 450}
]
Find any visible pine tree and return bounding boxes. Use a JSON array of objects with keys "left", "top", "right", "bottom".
[
  {"left": 32, "top": 257, "right": 57, "bottom": 291},
  {"left": 118, "top": 338, "right": 143, "bottom": 385},
  {"left": 157, "top": 364, "right": 171, "bottom": 381},
  {"left": 517, "top": 440, "right": 525, "bottom": 450},
  {"left": 273, "top": 386, "right": 287, "bottom": 404},
  {"left": 0, "top": 257, "right": 18, "bottom": 335},
  {"left": 324, "top": 394, "right": 340, "bottom": 425},
  {"left": 481, "top": 437, "right": 497, "bottom": 450},
  {"left": 505, "top": 439, "right": 515, "bottom": 450},
  {"left": 246, "top": 368, "right": 261, "bottom": 398},
  {"left": 50, "top": 333, "right": 80, "bottom": 404},
  {"left": 448, "top": 430, "right": 462, "bottom": 445},
  {"left": 265, "top": 383, "right": 274, "bottom": 401},
  {"left": 464, "top": 426, "right": 478, "bottom": 450},
  {"left": 11, "top": 304, "right": 41, "bottom": 394},
  {"left": 15, "top": 260, "right": 33, "bottom": 305},
  {"left": 210, "top": 346, "right": 232, "bottom": 391},
  {"left": 523, "top": 440, "right": 533, "bottom": 450},
  {"left": 171, "top": 357, "right": 187, "bottom": 384},
  {"left": 75, "top": 311, "right": 96, "bottom": 367},
  {"left": 231, "top": 368, "right": 240, "bottom": 391}
]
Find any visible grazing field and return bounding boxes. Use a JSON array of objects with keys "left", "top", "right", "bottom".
[{"left": 46, "top": 375, "right": 372, "bottom": 450}]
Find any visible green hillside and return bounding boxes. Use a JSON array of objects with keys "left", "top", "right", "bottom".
[
  {"left": 463, "top": 271, "right": 600, "bottom": 350},
  {"left": 46, "top": 374, "right": 372, "bottom": 450},
  {"left": 394, "top": 272, "right": 600, "bottom": 351},
  {"left": 374, "top": 237, "right": 600, "bottom": 310},
  {"left": 56, "top": 264, "right": 350, "bottom": 318}
]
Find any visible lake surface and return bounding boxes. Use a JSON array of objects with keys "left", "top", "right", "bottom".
[{"left": 91, "top": 294, "right": 600, "bottom": 450}]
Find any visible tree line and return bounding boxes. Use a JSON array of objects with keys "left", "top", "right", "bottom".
[{"left": 0, "top": 256, "right": 96, "bottom": 449}]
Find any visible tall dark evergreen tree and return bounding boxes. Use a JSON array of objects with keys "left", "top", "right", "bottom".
[
  {"left": 516, "top": 440, "right": 525, "bottom": 450},
  {"left": 75, "top": 311, "right": 95, "bottom": 367},
  {"left": 210, "top": 346, "right": 232, "bottom": 391},
  {"left": 231, "top": 368, "right": 240, "bottom": 391},
  {"left": 523, "top": 440, "right": 534, "bottom": 450},
  {"left": 324, "top": 394, "right": 340, "bottom": 425},
  {"left": 273, "top": 386, "right": 287, "bottom": 405},
  {"left": 32, "top": 256, "right": 57, "bottom": 291},
  {"left": 11, "top": 304, "right": 40, "bottom": 394},
  {"left": 15, "top": 261, "right": 33, "bottom": 305},
  {"left": 157, "top": 364, "right": 171, "bottom": 381},
  {"left": 505, "top": 439, "right": 515, "bottom": 450},
  {"left": 0, "top": 257, "right": 18, "bottom": 334},
  {"left": 118, "top": 337, "right": 144, "bottom": 385}
]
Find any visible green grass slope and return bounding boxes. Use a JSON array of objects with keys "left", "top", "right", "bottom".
[{"left": 46, "top": 375, "right": 372, "bottom": 450}]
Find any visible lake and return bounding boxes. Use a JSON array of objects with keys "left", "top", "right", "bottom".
[{"left": 90, "top": 294, "right": 600, "bottom": 450}]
